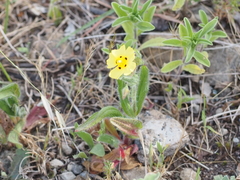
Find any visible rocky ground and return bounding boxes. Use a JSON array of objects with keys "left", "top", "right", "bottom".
[{"left": 0, "top": 0, "right": 240, "bottom": 180}]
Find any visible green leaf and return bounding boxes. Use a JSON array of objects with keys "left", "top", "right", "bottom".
[
  {"left": 181, "top": 96, "right": 196, "bottom": 103},
  {"left": 9, "top": 149, "right": 28, "bottom": 180},
  {"left": 179, "top": 24, "right": 188, "bottom": 38},
  {"left": 17, "top": 47, "right": 29, "bottom": 53},
  {"left": 185, "top": 46, "right": 195, "bottom": 63},
  {"left": 138, "top": 37, "right": 165, "bottom": 50},
  {"left": 119, "top": 5, "right": 132, "bottom": 13},
  {"left": 112, "top": 2, "right": 127, "bottom": 17},
  {"left": 73, "top": 152, "right": 88, "bottom": 159},
  {"left": 110, "top": 117, "right": 143, "bottom": 138},
  {"left": 163, "top": 39, "right": 187, "bottom": 47},
  {"left": 112, "top": 16, "right": 131, "bottom": 27},
  {"left": 172, "top": 0, "right": 185, "bottom": 11},
  {"left": 8, "top": 119, "right": 25, "bottom": 149},
  {"left": 47, "top": 5, "right": 62, "bottom": 25},
  {"left": 199, "top": 10, "right": 208, "bottom": 25},
  {"left": 197, "top": 38, "right": 213, "bottom": 46},
  {"left": 0, "top": 83, "right": 20, "bottom": 115},
  {"left": 211, "top": 30, "right": 227, "bottom": 37},
  {"left": 132, "top": 0, "right": 139, "bottom": 14},
  {"left": 161, "top": 60, "right": 183, "bottom": 73},
  {"left": 75, "top": 131, "right": 94, "bottom": 149},
  {"left": 210, "top": 30, "right": 227, "bottom": 41},
  {"left": 184, "top": 18, "right": 193, "bottom": 37},
  {"left": 90, "top": 143, "right": 105, "bottom": 157},
  {"left": 101, "top": 48, "right": 110, "bottom": 54},
  {"left": 198, "top": 18, "right": 218, "bottom": 38},
  {"left": 194, "top": 51, "right": 210, "bottom": 67},
  {"left": 139, "top": 0, "right": 153, "bottom": 16},
  {"left": 75, "top": 106, "right": 123, "bottom": 132},
  {"left": 143, "top": 6, "right": 156, "bottom": 23},
  {"left": 135, "top": 172, "right": 161, "bottom": 180},
  {"left": 136, "top": 21, "right": 155, "bottom": 31},
  {"left": 117, "top": 80, "right": 135, "bottom": 117},
  {"left": 0, "top": 83, "right": 20, "bottom": 99},
  {"left": 206, "top": 126, "right": 221, "bottom": 135},
  {"left": 97, "top": 134, "right": 120, "bottom": 148},
  {"left": 136, "top": 66, "right": 149, "bottom": 115},
  {"left": 183, "top": 64, "right": 205, "bottom": 74}
]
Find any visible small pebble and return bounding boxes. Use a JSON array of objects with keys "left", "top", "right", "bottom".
[
  {"left": 67, "top": 162, "right": 84, "bottom": 175},
  {"left": 72, "top": 164, "right": 84, "bottom": 175},
  {"left": 219, "top": 128, "right": 228, "bottom": 136},
  {"left": 62, "top": 142, "right": 73, "bottom": 155},
  {"left": 216, "top": 108, "right": 223, "bottom": 115},
  {"left": 233, "top": 137, "right": 240, "bottom": 143},
  {"left": 60, "top": 171, "right": 76, "bottom": 180},
  {"left": 80, "top": 171, "right": 88, "bottom": 179},
  {"left": 180, "top": 168, "right": 201, "bottom": 180},
  {"left": 50, "top": 159, "right": 64, "bottom": 168}
]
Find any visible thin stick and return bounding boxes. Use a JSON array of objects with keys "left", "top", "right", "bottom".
[{"left": 180, "top": 151, "right": 209, "bottom": 170}]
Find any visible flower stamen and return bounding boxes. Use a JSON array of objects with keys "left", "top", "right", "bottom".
[{"left": 116, "top": 55, "right": 128, "bottom": 69}]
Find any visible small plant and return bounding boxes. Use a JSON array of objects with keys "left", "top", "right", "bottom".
[
  {"left": 214, "top": 175, "right": 236, "bottom": 180},
  {"left": 0, "top": 82, "right": 26, "bottom": 148},
  {"left": 47, "top": 0, "right": 63, "bottom": 25},
  {"left": 161, "top": 10, "right": 227, "bottom": 75},
  {"left": 72, "top": 0, "right": 227, "bottom": 178}
]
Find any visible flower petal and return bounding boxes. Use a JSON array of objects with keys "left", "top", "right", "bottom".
[
  {"left": 112, "top": 45, "right": 125, "bottom": 57},
  {"left": 109, "top": 67, "right": 124, "bottom": 79},
  {"left": 107, "top": 53, "right": 117, "bottom": 68},
  {"left": 123, "top": 61, "right": 136, "bottom": 75}
]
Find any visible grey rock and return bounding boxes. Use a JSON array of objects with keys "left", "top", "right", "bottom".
[
  {"left": 180, "top": 168, "right": 201, "bottom": 180},
  {"left": 62, "top": 141, "right": 73, "bottom": 155},
  {"left": 80, "top": 171, "right": 88, "bottom": 179},
  {"left": 206, "top": 47, "right": 240, "bottom": 87},
  {"left": 72, "top": 164, "right": 84, "bottom": 175},
  {"left": 67, "top": 162, "right": 84, "bottom": 175},
  {"left": 60, "top": 171, "right": 76, "bottom": 180},
  {"left": 50, "top": 159, "right": 64, "bottom": 168},
  {"left": 122, "top": 167, "right": 146, "bottom": 180},
  {"left": 139, "top": 110, "right": 189, "bottom": 158}
]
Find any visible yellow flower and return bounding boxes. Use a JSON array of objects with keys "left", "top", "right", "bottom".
[{"left": 107, "top": 45, "right": 136, "bottom": 79}]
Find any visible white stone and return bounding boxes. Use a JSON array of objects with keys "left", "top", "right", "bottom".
[
  {"left": 180, "top": 168, "right": 201, "bottom": 180},
  {"left": 219, "top": 128, "right": 228, "bottom": 136},
  {"left": 233, "top": 137, "right": 240, "bottom": 143},
  {"left": 50, "top": 159, "right": 64, "bottom": 168},
  {"left": 60, "top": 172, "right": 76, "bottom": 180},
  {"left": 62, "top": 142, "right": 73, "bottom": 155},
  {"left": 202, "top": 82, "right": 212, "bottom": 97},
  {"left": 140, "top": 110, "right": 189, "bottom": 157}
]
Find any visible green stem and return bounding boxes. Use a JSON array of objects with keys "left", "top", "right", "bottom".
[
  {"left": 4, "top": 0, "right": 10, "bottom": 33},
  {"left": 0, "top": 62, "right": 12, "bottom": 82}
]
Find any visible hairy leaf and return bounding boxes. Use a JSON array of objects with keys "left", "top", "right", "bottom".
[
  {"left": 136, "top": 66, "right": 149, "bottom": 115},
  {"left": 183, "top": 64, "right": 205, "bottom": 74},
  {"left": 172, "top": 0, "right": 185, "bottom": 11},
  {"left": 75, "top": 131, "right": 94, "bottom": 148},
  {"left": 194, "top": 51, "right": 210, "bottom": 67},
  {"left": 138, "top": 37, "right": 165, "bottom": 50},
  {"left": 161, "top": 60, "right": 183, "bottom": 73},
  {"left": 75, "top": 106, "right": 123, "bottom": 132},
  {"left": 90, "top": 143, "right": 105, "bottom": 157}
]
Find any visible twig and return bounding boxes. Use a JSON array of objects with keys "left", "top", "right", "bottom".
[{"left": 180, "top": 151, "right": 209, "bottom": 170}]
